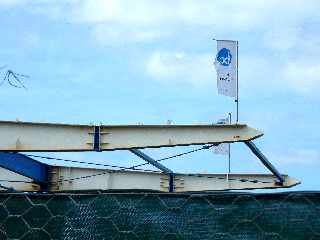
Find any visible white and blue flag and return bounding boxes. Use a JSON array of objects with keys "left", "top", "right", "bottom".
[
  {"left": 214, "top": 117, "right": 230, "bottom": 155},
  {"left": 214, "top": 40, "right": 237, "bottom": 97}
]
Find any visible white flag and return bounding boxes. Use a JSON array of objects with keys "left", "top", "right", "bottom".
[
  {"left": 214, "top": 40, "right": 237, "bottom": 97},
  {"left": 214, "top": 117, "right": 230, "bottom": 155},
  {"left": 214, "top": 142, "right": 229, "bottom": 155}
]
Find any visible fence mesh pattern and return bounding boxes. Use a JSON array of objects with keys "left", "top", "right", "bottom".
[{"left": 0, "top": 191, "right": 319, "bottom": 240}]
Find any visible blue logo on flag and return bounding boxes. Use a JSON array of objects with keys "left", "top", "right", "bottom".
[{"left": 216, "top": 48, "right": 232, "bottom": 66}]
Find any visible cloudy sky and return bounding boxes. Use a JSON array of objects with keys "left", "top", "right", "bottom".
[{"left": 0, "top": 0, "right": 319, "bottom": 191}]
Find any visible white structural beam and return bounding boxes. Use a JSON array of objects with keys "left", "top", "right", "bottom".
[
  {"left": 0, "top": 168, "right": 39, "bottom": 191},
  {"left": 0, "top": 121, "right": 263, "bottom": 152},
  {"left": 49, "top": 167, "right": 300, "bottom": 192}
]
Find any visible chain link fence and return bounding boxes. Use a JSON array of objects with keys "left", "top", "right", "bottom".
[{"left": 0, "top": 191, "right": 319, "bottom": 240}]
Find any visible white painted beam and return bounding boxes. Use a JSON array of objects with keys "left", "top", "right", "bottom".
[
  {"left": 0, "top": 121, "right": 263, "bottom": 152},
  {"left": 0, "top": 168, "right": 39, "bottom": 191},
  {"left": 50, "top": 167, "right": 300, "bottom": 192}
]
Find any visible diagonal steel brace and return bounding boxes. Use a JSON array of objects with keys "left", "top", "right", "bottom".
[
  {"left": 245, "top": 141, "right": 285, "bottom": 184},
  {"left": 129, "top": 149, "right": 175, "bottom": 192}
]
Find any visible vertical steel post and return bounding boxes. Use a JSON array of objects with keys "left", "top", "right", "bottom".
[{"left": 93, "top": 125, "right": 101, "bottom": 152}]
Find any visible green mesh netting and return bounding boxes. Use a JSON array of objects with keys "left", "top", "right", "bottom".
[{"left": 0, "top": 191, "right": 319, "bottom": 240}]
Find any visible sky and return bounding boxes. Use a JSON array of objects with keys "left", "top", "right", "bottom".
[{"left": 0, "top": 0, "right": 319, "bottom": 191}]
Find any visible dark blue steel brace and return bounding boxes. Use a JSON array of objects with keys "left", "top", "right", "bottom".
[
  {"left": 130, "top": 149, "right": 175, "bottom": 192},
  {"left": 0, "top": 153, "right": 50, "bottom": 190},
  {"left": 245, "top": 141, "right": 285, "bottom": 184}
]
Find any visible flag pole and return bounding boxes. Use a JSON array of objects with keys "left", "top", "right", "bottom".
[
  {"left": 228, "top": 112, "right": 231, "bottom": 174},
  {"left": 226, "top": 113, "right": 231, "bottom": 183},
  {"left": 235, "top": 41, "right": 239, "bottom": 123}
]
